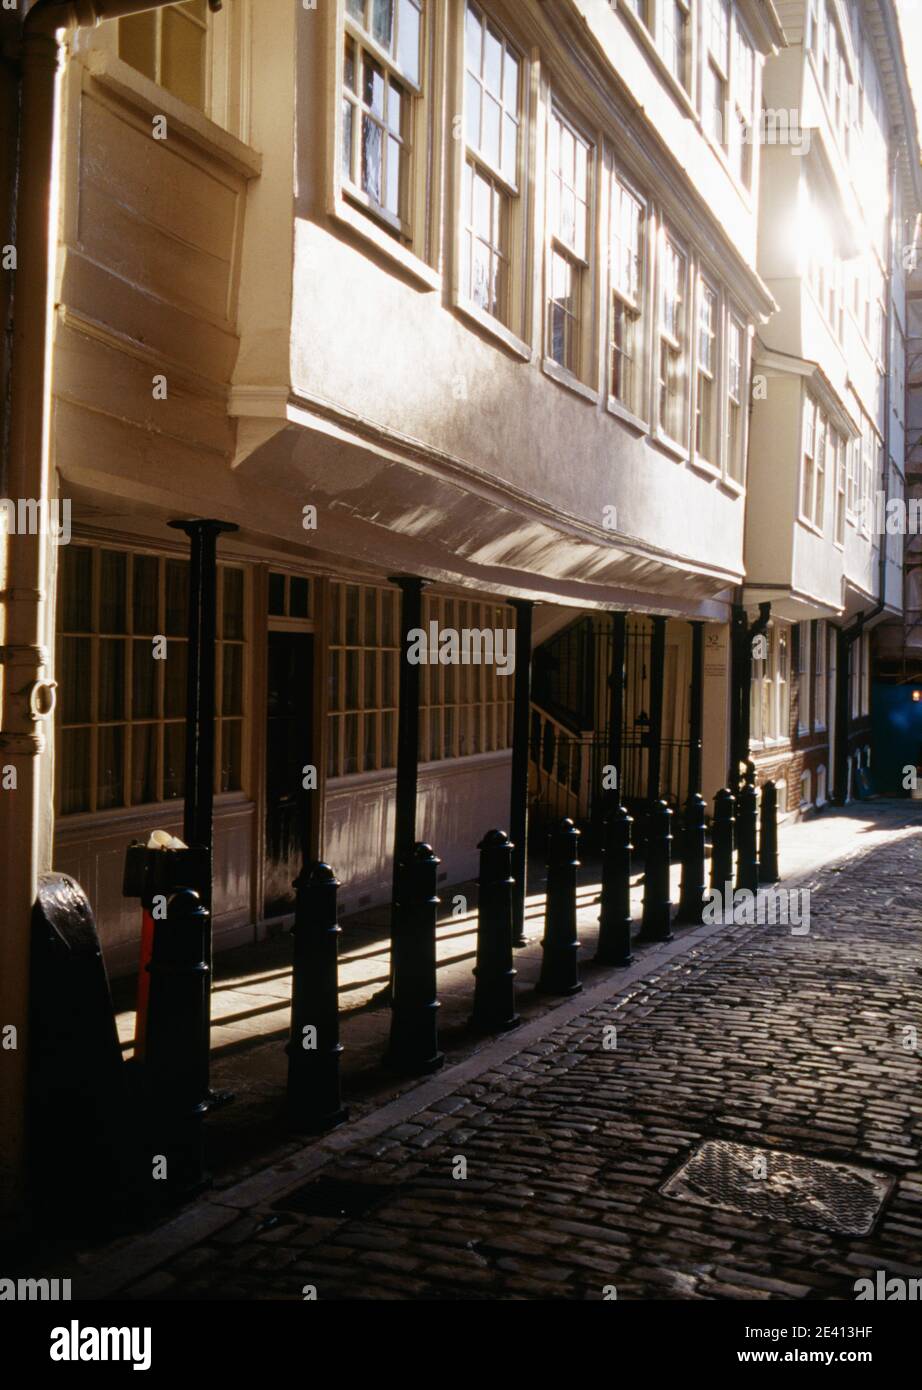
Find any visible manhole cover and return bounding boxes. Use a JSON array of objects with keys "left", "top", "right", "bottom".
[
  {"left": 272, "top": 1177, "right": 393, "bottom": 1219},
  {"left": 661, "top": 1140, "right": 892, "bottom": 1236}
]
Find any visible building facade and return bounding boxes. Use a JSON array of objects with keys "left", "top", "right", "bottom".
[{"left": 744, "top": 0, "right": 920, "bottom": 809}]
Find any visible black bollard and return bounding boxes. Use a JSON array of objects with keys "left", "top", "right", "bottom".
[
  {"left": 638, "top": 800, "right": 674, "bottom": 942},
  {"left": 735, "top": 781, "right": 760, "bottom": 894},
  {"left": 596, "top": 802, "right": 634, "bottom": 965},
  {"left": 144, "top": 888, "right": 210, "bottom": 1202},
  {"left": 677, "top": 792, "right": 708, "bottom": 925},
  {"left": 385, "top": 843, "right": 444, "bottom": 1075},
  {"left": 537, "top": 818, "right": 582, "bottom": 995},
  {"left": 471, "top": 830, "right": 520, "bottom": 1033},
  {"left": 759, "top": 780, "right": 780, "bottom": 884},
  {"left": 286, "top": 863, "right": 348, "bottom": 1134},
  {"left": 711, "top": 789, "right": 736, "bottom": 893}
]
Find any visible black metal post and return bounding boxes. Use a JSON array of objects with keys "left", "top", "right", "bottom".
[
  {"left": 677, "top": 792, "right": 707, "bottom": 925},
  {"left": 710, "top": 789, "right": 736, "bottom": 893},
  {"left": 759, "top": 780, "right": 780, "bottom": 884},
  {"left": 638, "top": 799, "right": 673, "bottom": 942},
  {"left": 735, "top": 781, "right": 759, "bottom": 893},
  {"left": 647, "top": 616, "right": 666, "bottom": 803},
  {"left": 596, "top": 802, "right": 633, "bottom": 965},
  {"left": 605, "top": 613, "right": 626, "bottom": 811},
  {"left": 286, "top": 862, "right": 348, "bottom": 1133},
  {"left": 144, "top": 888, "right": 210, "bottom": 1202},
  {"left": 167, "top": 519, "right": 239, "bottom": 904},
  {"left": 471, "top": 830, "right": 519, "bottom": 1033},
  {"left": 537, "top": 818, "right": 582, "bottom": 995},
  {"left": 390, "top": 576, "right": 427, "bottom": 903},
  {"left": 509, "top": 599, "right": 534, "bottom": 947},
  {"left": 168, "top": 517, "right": 237, "bottom": 1111},
  {"left": 688, "top": 620, "right": 704, "bottom": 797},
  {"left": 385, "top": 843, "right": 444, "bottom": 1075}
]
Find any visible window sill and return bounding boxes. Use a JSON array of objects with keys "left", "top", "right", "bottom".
[
  {"left": 454, "top": 297, "right": 532, "bottom": 361},
  {"left": 720, "top": 473, "right": 746, "bottom": 498},
  {"left": 688, "top": 453, "right": 722, "bottom": 482},
  {"left": 651, "top": 428, "right": 689, "bottom": 463},
  {"left": 797, "top": 516, "right": 825, "bottom": 539},
  {"left": 617, "top": 5, "right": 696, "bottom": 120},
  {"left": 606, "top": 396, "right": 649, "bottom": 435},
  {"left": 330, "top": 192, "right": 441, "bottom": 292},
  {"left": 83, "top": 50, "right": 262, "bottom": 181},
  {"left": 542, "top": 356, "right": 599, "bottom": 404}
]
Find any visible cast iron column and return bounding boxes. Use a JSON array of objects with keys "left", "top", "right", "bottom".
[
  {"left": 390, "top": 576, "right": 427, "bottom": 910},
  {"left": 646, "top": 616, "right": 666, "bottom": 804},
  {"left": 606, "top": 613, "right": 626, "bottom": 808},
  {"left": 509, "top": 599, "right": 534, "bottom": 946},
  {"left": 687, "top": 620, "right": 703, "bottom": 797},
  {"left": 167, "top": 519, "right": 239, "bottom": 910}
]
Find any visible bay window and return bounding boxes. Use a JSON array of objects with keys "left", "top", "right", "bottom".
[
  {"left": 729, "top": 19, "right": 755, "bottom": 187},
  {"left": 801, "top": 394, "right": 827, "bottom": 530}
]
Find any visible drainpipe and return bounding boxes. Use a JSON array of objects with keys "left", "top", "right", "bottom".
[
  {"left": 0, "top": 0, "right": 220, "bottom": 1234},
  {"left": 729, "top": 598, "right": 771, "bottom": 788},
  {"left": 831, "top": 136, "right": 898, "bottom": 802}
]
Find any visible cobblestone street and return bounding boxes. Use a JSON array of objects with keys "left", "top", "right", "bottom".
[{"left": 73, "top": 804, "right": 922, "bottom": 1302}]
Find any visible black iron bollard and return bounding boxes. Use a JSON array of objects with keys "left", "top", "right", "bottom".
[
  {"left": 385, "top": 843, "right": 444, "bottom": 1075},
  {"left": 735, "top": 781, "right": 760, "bottom": 893},
  {"left": 144, "top": 888, "right": 210, "bottom": 1202},
  {"left": 471, "top": 830, "right": 520, "bottom": 1033},
  {"left": 596, "top": 803, "right": 634, "bottom": 965},
  {"left": 759, "top": 780, "right": 780, "bottom": 884},
  {"left": 711, "top": 789, "right": 736, "bottom": 893},
  {"left": 286, "top": 863, "right": 348, "bottom": 1134},
  {"left": 677, "top": 793, "right": 708, "bottom": 925},
  {"left": 537, "top": 818, "right": 582, "bottom": 995},
  {"left": 638, "top": 800, "right": 674, "bottom": 942}
]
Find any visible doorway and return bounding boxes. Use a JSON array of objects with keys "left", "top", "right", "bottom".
[{"left": 264, "top": 631, "right": 314, "bottom": 919}]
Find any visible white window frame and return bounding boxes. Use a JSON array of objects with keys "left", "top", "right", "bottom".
[
  {"left": 694, "top": 274, "right": 720, "bottom": 469},
  {"left": 725, "top": 311, "right": 747, "bottom": 485},
  {"left": 607, "top": 166, "right": 649, "bottom": 422},
  {"left": 751, "top": 622, "right": 792, "bottom": 749},
  {"left": 456, "top": 2, "right": 528, "bottom": 343},
  {"left": 545, "top": 101, "right": 596, "bottom": 386},
  {"left": 813, "top": 618, "right": 827, "bottom": 730},
  {"left": 797, "top": 621, "right": 812, "bottom": 734},
  {"left": 657, "top": 227, "right": 690, "bottom": 449}
]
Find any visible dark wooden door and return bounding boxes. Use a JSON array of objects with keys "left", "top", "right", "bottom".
[{"left": 264, "top": 632, "right": 313, "bottom": 918}]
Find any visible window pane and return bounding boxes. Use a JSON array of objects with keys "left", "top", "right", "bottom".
[
  {"left": 382, "top": 590, "right": 397, "bottom": 645},
  {"left": 60, "top": 637, "right": 92, "bottom": 725},
  {"left": 60, "top": 727, "right": 91, "bottom": 816},
  {"left": 99, "top": 551, "right": 127, "bottom": 634},
  {"left": 162, "top": 8, "right": 205, "bottom": 110},
  {"left": 99, "top": 639, "right": 126, "bottom": 723},
  {"left": 223, "top": 568, "right": 245, "bottom": 637},
  {"left": 97, "top": 725, "right": 125, "bottom": 811},
  {"left": 345, "top": 650, "right": 360, "bottom": 708},
  {"left": 344, "top": 714, "right": 359, "bottom": 774},
  {"left": 164, "top": 639, "right": 188, "bottom": 718},
  {"left": 219, "top": 720, "right": 242, "bottom": 793},
  {"left": 347, "top": 0, "right": 365, "bottom": 20},
  {"left": 163, "top": 723, "right": 185, "bottom": 800},
  {"left": 61, "top": 546, "right": 93, "bottom": 632},
  {"left": 165, "top": 560, "right": 189, "bottom": 637},
  {"left": 268, "top": 571, "right": 286, "bottom": 616},
  {"left": 119, "top": 11, "right": 157, "bottom": 83},
  {"left": 397, "top": 0, "right": 420, "bottom": 84},
  {"left": 372, "top": 0, "right": 393, "bottom": 49},
  {"left": 133, "top": 555, "right": 159, "bottom": 634},
  {"left": 345, "top": 586, "right": 361, "bottom": 644},
  {"left": 132, "top": 639, "right": 158, "bottom": 719},
  {"left": 222, "top": 643, "right": 243, "bottom": 717},
  {"left": 131, "top": 724, "right": 158, "bottom": 805},
  {"left": 290, "top": 576, "right": 310, "bottom": 619}
]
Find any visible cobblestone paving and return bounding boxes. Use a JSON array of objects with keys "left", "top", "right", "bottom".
[{"left": 124, "top": 818, "right": 922, "bottom": 1301}]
